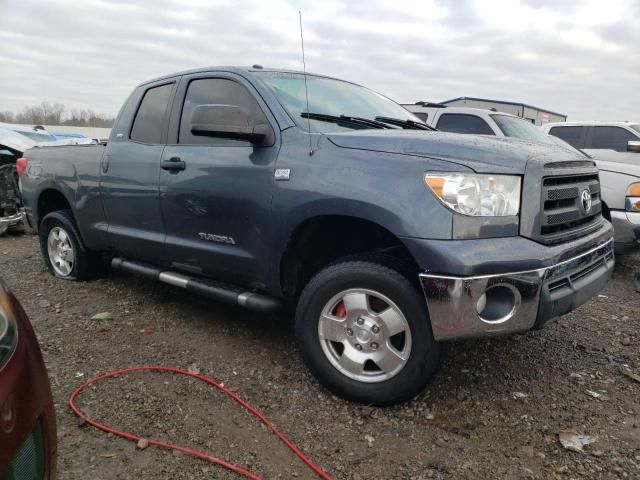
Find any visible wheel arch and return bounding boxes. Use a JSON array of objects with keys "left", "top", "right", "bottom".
[
  {"left": 36, "top": 188, "right": 73, "bottom": 227},
  {"left": 279, "top": 214, "right": 420, "bottom": 299}
]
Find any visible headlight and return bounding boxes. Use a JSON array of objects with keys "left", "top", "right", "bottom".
[
  {"left": 0, "top": 292, "right": 18, "bottom": 369},
  {"left": 626, "top": 182, "right": 640, "bottom": 212},
  {"left": 424, "top": 173, "right": 521, "bottom": 216}
]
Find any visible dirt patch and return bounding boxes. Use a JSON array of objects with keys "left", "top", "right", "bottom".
[{"left": 1, "top": 233, "right": 639, "bottom": 479}]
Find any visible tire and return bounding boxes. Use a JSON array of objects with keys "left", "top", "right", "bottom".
[
  {"left": 295, "top": 257, "right": 441, "bottom": 405},
  {"left": 39, "top": 210, "right": 102, "bottom": 280}
]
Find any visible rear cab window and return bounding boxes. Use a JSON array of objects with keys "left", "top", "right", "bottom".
[
  {"left": 548, "top": 126, "right": 584, "bottom": 148},
  {"left": 436, "top": 114, "right": 494, "bottom": 135},
  {"left": 130, "top": 83, "right": 174, "bottom": 144}
]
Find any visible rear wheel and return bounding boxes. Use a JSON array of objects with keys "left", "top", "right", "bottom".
[
  {"left": 295, "top": 257, "right": 441, "bottom": 405},
  {"left": 39, "top": 210, "right": 102, "bottom": 280}
]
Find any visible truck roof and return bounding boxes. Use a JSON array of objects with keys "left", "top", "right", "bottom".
[
  {"left": 403, "top": 105, "right": 519, "bottom": 118},
  {"left": 545, "top": 121, "right": 640, "bottom": 128},
  {"left": 139, "top": 66, "right": 345, "bottom": 87}
]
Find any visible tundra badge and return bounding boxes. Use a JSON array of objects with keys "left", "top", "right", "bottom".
[{"left": 198, "top": 233, "right": 236, "bottom": 245}]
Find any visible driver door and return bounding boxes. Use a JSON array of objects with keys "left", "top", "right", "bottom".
[{"left": 159, "top": 74, "right": 279, "bottom": 286}]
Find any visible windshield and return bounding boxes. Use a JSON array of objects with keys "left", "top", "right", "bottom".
[
  {"left": 491, "top": 114, "right": 559, "bottom": 145},
  {"left": 629, "top": 124, "right": 640, "bottom": 135},
  {"left": 257, "top": 72, "right": 422, "bottom": 133}
]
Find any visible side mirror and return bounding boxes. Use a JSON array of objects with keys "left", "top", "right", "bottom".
[
  {"left": 190, "top": 104, "right": 271, "bottom": 145},
  {"left": 628, "top": 141, "right": 640, "bottom": 153}
]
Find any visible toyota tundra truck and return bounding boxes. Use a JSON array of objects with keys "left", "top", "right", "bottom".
[{"left": 18, "top": 67, "right": 614, "bottom": 405}]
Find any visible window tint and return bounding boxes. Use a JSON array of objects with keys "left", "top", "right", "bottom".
[
  {"left": 589, "top": 126, "right": 637, "bottom": 151},
  {"left": 412, "top": 112, "right": 428, "bottom": 122},
  {"left": 179, "top": 78, "right": 267, "bottom": 145},
  {"left": 548, "top": 126, "right": 583, "bottom": 148},
  {"left": 130, "top": 83, "right": 173, "bottom": 144},
  {"left": 491, "top": 114, "right": 556, "bottom": 145},
  {"left": 258, "top": 72, "right": 421, "bottom": 133},
  {"left": 436, "top": 114, "right": 494, "bottom": 135}
]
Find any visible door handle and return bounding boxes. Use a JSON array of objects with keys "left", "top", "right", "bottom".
[
  {"left": 161, "top": 157, "right": 186, "bottom": 172},
  {"left": 101, "top": 154, "right": 111, "bottom": 173}
]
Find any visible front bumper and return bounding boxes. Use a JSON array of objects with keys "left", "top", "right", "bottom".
[
  {"left": 420, "top": 239, "right": 614, "bottom": 341},
  {"left": 0, "top": 211, "right": 26, "bottom": 230},
  {"left": 610, "top": 210, "right": 640, "bottom": 254}
]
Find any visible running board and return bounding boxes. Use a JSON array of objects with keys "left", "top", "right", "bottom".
[{"left": 110, "top": 257, "right": 281, "bottom": 312}]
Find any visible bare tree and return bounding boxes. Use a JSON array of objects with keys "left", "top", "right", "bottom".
[
  {"left": 5, "top": 102, "right": 114, "bottom": 127},
  {"left": 0, "top": 111, "right": 15, "bottom": 123}
]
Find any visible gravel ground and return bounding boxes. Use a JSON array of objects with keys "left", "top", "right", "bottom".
[{"left": 1, "top": 233, "right": 639, "bottom": 479}]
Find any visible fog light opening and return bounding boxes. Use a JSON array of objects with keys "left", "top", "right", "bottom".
[
  {"left": 477, "top": 284, "right": 518, "bottom": 324},
  {"left": 475, "top": 293, "right": 487, "bottom": 315}
]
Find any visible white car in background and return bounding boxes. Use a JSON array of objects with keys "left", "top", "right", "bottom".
[
  {"left": 0, "top": 122, "right": 96, "bottom": 146},
  {"left": 401, "top": 105, "right": 640, "bottom": 253},
  {"left": 542, "top": 121, "right": 640, "bottom": 155},
  {"left": 542, "top": 121, "right": 640, "bottom": 252},
  {"left": 401, "top": 104, "right": 557, "bottom": 141},
  {"left": 0, "top": 122, "right": 58, "bottom": 143}
]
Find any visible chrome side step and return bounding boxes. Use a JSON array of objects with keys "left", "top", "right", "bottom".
[{"left": 111, "top": 257, "right": 281, "bottom": 312}]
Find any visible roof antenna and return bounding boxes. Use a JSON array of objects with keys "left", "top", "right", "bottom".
[{"left": 299, "top": 11, "right": 313, "bottom": 156}]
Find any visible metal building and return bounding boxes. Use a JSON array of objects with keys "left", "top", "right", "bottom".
[{"left": 440, "top": 97, "right": 567, "bottom": 126}]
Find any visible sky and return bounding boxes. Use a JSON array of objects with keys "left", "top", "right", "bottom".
[{"left": 0, "top": 0, "right": 638, "bottom": 121}]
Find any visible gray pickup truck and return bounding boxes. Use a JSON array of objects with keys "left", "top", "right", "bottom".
[{"left": 19, "top": 67, "right": 614, "bottom": 405}]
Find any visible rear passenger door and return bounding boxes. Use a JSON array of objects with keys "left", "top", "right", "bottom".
[
  {"left": 435, "top": 114, "right": 495, "bottom": 135},
  {"left": 159, "top": 73, "right": 279, "bottom": 287},
  {"left": 100, "top": 81, "right": 175, "bottom": 262}
]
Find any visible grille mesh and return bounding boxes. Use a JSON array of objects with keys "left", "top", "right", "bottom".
[
  {"left": 0, "top": 419, "right": 45, "bottom": 480},
  {"left": 547, "top": 187, "right": 579, "bottom": 201}
]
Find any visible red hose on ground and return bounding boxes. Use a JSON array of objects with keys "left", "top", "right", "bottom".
[{"left": 69, "top": 366, "right": 333, "bottom": 480}]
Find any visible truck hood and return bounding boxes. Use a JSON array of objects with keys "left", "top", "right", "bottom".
[{"left": 326, "top": 130, "right": 586, "bottom": 174}]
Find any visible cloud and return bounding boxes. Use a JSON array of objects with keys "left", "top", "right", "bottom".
[{"left": 0, "top": 0, "right": 637, "bottom": 121}]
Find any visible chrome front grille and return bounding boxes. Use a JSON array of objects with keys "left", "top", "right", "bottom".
[{"left": 540, "top": 173, "right": 602, "bottom": 241}]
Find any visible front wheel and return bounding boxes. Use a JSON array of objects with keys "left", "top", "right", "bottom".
[{"left": 295, "top": 258, "right": 441, "bottom": 405}]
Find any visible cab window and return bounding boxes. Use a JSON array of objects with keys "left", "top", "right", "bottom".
[
  {"left": 412, "top": 112, "right": 428, "bottom": 122},
  {"left": 436, "top": 114, "right": 494, "bottom": 135},
  {"left": 548, "top": 126, "right": 584, "bottom": 148},
  {"left": 588, "top": 126, "right": 637, "bottom": 152},
  {"left": 130, "top": 83, "right": 173, "bottom": 144},
  {"left": 179, "top": 78, "right": 268, "bottom": 145}
]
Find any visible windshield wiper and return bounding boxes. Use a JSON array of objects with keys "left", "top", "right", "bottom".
[
  {"left": 301, "top": 112, "right": 394, "bottom": 129},
  {"left": 374, "top": 116, "right": 436, "bottom": 131}
]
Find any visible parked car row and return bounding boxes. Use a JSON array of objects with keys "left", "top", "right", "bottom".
[{"left": 404, "top": 103, "right": 640, "bottom": 253}]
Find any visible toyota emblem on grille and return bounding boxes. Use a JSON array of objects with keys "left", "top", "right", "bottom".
[{"left": 581, "top": 189, "right": 592, "bottom": 213}]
